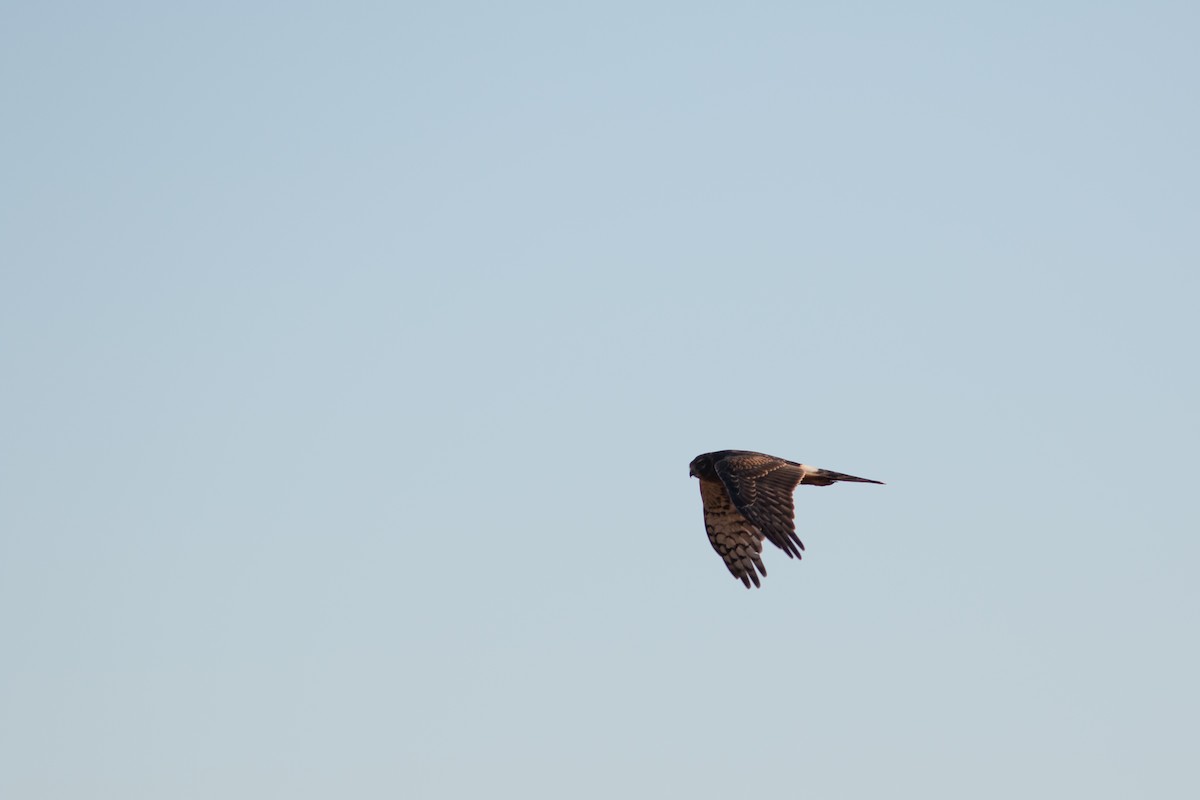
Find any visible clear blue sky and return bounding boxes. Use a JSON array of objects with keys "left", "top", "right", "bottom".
[{"left": 3, "top": 3, "right": 1198, "bottom": 798}]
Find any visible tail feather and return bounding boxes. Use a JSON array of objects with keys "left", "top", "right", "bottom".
[{"left": 802, "top": 467, "right": 884, "bottom": 486}]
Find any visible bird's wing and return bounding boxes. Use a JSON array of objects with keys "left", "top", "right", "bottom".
[
  {"left": 714, "top": 453, "right": 806, "bottom": 559},
  {"left": 698, "top": 478, "right": 767, "bottom": 588}
]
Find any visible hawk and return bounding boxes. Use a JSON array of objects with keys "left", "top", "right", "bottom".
[{"left": 689, "top": 450, "right": 882, "bottom": 588}]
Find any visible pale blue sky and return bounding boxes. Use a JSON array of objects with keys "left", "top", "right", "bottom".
[{"left": 3, "top": 2, "right": 1198, "bottom": 798}]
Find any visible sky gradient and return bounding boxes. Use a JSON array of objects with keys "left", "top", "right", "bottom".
[{"left": 3, "top": 3, "right": 1199, "bottom": 798}]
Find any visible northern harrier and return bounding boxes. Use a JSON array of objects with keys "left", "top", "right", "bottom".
[{"left": 689, "top": 450, "right": 882, "bottom": 588}]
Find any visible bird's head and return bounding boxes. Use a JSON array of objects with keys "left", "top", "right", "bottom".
[{"left": 689, "top": 454, "right": 712, "bottom": 480}]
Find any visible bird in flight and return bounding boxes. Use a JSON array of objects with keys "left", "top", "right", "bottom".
[{"left": 689, "top": 450, "right": 882, "bottom": 588}]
